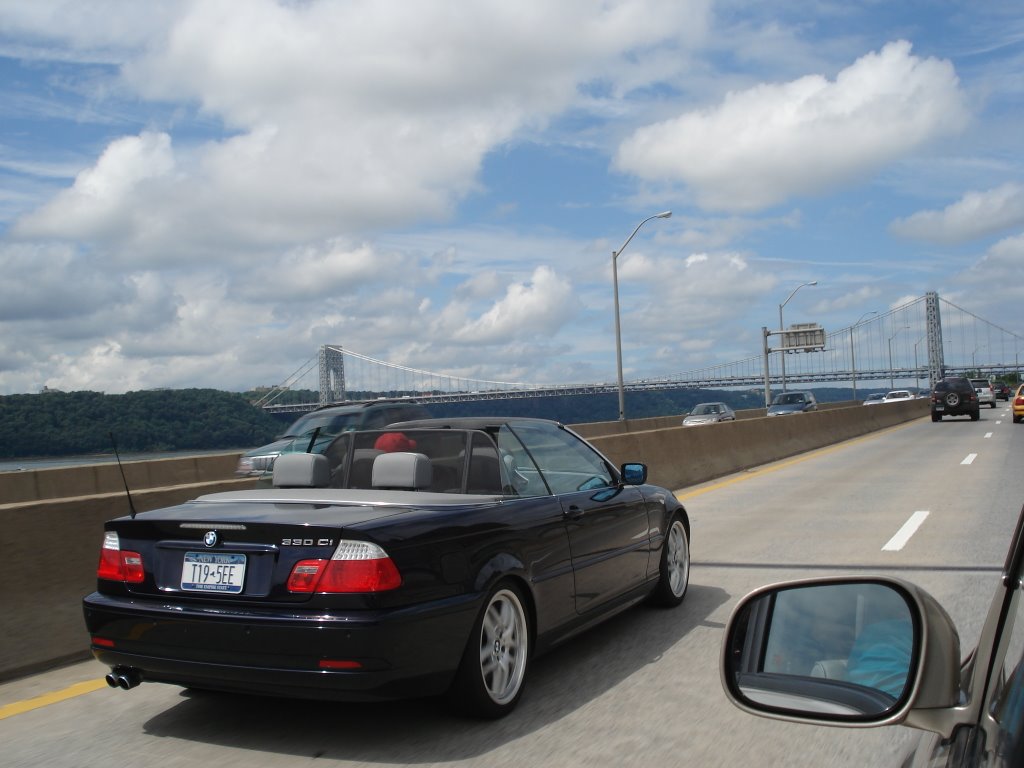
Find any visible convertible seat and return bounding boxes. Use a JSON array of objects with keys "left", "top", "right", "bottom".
[
  {"left": 371, "top": 452, "right": 433, "bottom": 490},
  {"left": 273, "top": 453, "right": 330, "bottom": 488}
]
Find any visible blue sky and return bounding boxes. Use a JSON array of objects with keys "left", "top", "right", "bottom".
[{"left": 0, "top": 0, "right": 1022, "bottom": 395}]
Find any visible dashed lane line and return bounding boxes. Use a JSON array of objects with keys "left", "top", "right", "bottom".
[{"left": 882, "top": 511, "right": 930, "bottom": 551}]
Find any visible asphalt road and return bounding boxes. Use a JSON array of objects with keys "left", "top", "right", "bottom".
[{"left": 3, "top": 402, "right": 1022, "bottom": 767}]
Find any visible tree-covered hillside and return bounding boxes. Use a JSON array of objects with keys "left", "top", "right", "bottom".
[{"left": 0, "top": 389, "right": 286, "bottom": 458}]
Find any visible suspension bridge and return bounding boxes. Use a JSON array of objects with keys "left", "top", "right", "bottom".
[{"left": 254, "top": 292, "right": 1023, "bottom": 414}]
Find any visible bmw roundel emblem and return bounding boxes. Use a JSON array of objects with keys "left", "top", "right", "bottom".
[{"left": 203, "top": 530, "right": 218, "bottom": 548}]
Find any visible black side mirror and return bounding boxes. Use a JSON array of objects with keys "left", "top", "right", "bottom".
[{"left": 620, "top": 463, "right": 647, "bottom": 485}]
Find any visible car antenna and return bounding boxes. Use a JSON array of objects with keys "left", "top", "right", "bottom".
[{"left": 109, "top": 432, "right": 138, "bottom": 519}]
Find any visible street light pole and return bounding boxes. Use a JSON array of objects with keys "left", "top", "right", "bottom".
[
  {"left": 849, "top": 310, "right": 877, "bottom": 401},
  {"left": 889, "top": 326, "right": 909, "bottom": 390},
  {"left": 972, "top": 346, "right": 986, "bottom": 375},
  {"left": 612, "top": 210, "right": 672, "bottom": 421},
  {"left": 778, "top": 281, "right": 818, "bottom": 393},
  {"left": 913, "top": 336, "right": 926, "bottom": 393}
]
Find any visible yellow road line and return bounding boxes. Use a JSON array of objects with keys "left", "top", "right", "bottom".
[
  {"left": 675, "top": 419, "right": 921, "bottom": 502},
  {"left": 0, "top": 678, "right": 107, "bottom": 720}
]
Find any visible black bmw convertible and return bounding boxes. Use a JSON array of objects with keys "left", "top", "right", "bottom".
[{"left": 83, "top": 417, "right": 691, "bottom": 718}]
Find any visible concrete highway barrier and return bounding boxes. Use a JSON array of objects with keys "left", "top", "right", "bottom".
[
  {"left": 0, "top": 400, "right": 927, "bottom": 681},
  {"left": 0, "top": 453, "right": 256, "bottom": 682},
  {"left": 585, "top": 399, "right": 927, "bottom": 491}
]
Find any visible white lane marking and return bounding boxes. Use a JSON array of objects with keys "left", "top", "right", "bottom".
[
  {"left": 985, "top": 432, "right": 993, "bottom": 438},
  {"left": 996, "top": 421, "right": 1002, "bottom": 425},
  {"left": 883, "top": 511, "right": 930, "bottom": 552},
  {"left": 962, "top": 453, "right": 977, "bottom": 465}
]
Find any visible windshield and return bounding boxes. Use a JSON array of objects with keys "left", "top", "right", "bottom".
[
  {"left": 691, "top": 404, "right": 722, "bottom": 415},
  {"left": 284, "top": 410, "right": 362, "bottom": 438},
  {"left": 773, "top": 394, "right": 805, "bottom": 405}
]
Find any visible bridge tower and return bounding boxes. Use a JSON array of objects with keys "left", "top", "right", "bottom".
[
  {"left": 318, "top": 345, "right": 346, "bottom": 406},
  {"left": 925, "top": 291, "right": 944, "bottom": 389}
]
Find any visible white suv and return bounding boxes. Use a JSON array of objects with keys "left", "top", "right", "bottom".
[{"left": 970, "top": 378, "right": 997, "bottom": 409}]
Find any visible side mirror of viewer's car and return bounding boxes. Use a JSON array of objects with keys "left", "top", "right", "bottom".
[{"left": 721, "top": 577, "right": 962, "bottom": 736}]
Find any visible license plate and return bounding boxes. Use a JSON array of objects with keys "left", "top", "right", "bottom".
[
  {"left": 935, "top": 405, "right": 944, "bottom": 412},
  {"left": 181, "top": 552, "right": 246, "bottom": 593}
]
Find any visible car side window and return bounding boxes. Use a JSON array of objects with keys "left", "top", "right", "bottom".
[
  {"left": 362, "top": 409, "right": 393, "bottom": 429},
  {"left": 509, "top": 423, "right": 614, "bottom": 495},
  {"left": 495, "top": 426, "right": 548, "bottom": 497}
]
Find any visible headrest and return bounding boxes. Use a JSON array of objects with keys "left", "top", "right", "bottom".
[
  {"left": 371, "top": 452, "right": 432, "bottom": 490},
  {"left": 272, "top": 453, "right": 330, "bottom": 488}
]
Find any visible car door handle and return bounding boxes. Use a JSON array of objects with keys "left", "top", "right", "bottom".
[{"left": 564, "top": 505, "right": 585, "bottom": 520}]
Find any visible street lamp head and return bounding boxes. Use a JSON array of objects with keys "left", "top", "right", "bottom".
[
  {"left": 655, "top": 211, "right": 672, "bottom": 219},
  {"left": 807, "top": 280, "right": 818, "bottom": 287}
]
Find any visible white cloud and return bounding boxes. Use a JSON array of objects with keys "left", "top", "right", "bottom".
[
  {"left": 955, "top": 233, "right": 1024, "bottom": 306},
  {"left": 6, "top": 1, "right": 712, "bottom": 258},
  {"left": 13, "top": 132, "right": 175, "bottom": 241},
  {"left": 810, "top": 285, "right": 884, "bottom": 315},
  {"left": 236, "top": 241, "right": 414, "bottom": 303},
  {"left": 613, "top": 250, "right": 777, "bottom": 369},
  {"left": 452, "top": 266, "right": 575, "bottom": 344},
  {"left": 889, "top": 183, "right": 1024, "bottom": 244},
  {"left": 615, "top": 41, "right": 969, "bottom": 212}
]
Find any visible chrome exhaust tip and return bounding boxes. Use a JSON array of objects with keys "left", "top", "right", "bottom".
[{"left": 106, "top": 667, "right": 142, "bottom": 690}]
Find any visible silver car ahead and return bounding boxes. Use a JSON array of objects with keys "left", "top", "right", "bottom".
[
  {"left": 682, "top": 402, "right": 737, "bottom": 426},
  {"left": 970, "top": 379, "right": 997, "bottom": 409}
]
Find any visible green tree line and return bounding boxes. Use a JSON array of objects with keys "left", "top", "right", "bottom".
[{"left": 0, "top": 389, "right": 287, "bottom": 459}]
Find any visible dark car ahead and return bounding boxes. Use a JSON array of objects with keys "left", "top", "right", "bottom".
[
  {"left": 84, "top": 418, "right": 691, "bottom": 718},
  {"left": 719, "top": 499, "right": 1024, "bottom": 767},
  {"left": 993, "top": 382, "right": 1011, "bottom": 400},
  {"left": 930, "top": 376, "right": 980, "bottom": 421}
]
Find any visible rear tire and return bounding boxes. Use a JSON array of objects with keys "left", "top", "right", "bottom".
[
  {"left": 931, "top": 413, "right": 941, "bottom": 422},
  {"left": 970, "top": 409, "right": 980, "bottom": 421},
  {"left": 651, "top": 517, "right": 690, "bottom": 607},
  {"left": 448, "top": 581, "right": 530, "bottom": 719}
]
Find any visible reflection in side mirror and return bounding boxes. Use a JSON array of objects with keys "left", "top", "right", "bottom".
[
  {"left": 723, "top": 580, "right": 919, "bottom": 723},
  {"left": 621, "top": 463, "right": 647, "bottom": 485}
]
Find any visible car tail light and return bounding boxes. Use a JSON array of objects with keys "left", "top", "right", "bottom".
[
  {"left": 286, "top": 540, "right": 401, "bottom": 593},
  {"left": 96, "top": 531, "right": 145, "bottom": 583}
]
